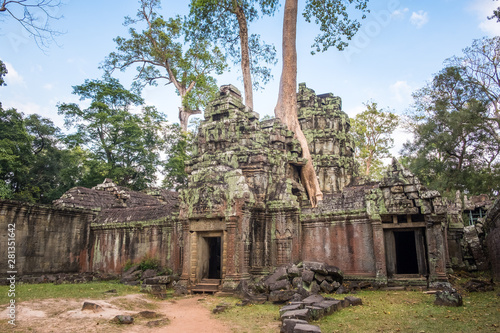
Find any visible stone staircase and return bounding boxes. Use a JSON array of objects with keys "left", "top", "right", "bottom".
[{"left": 191, "top": 279, "right": 221, "bottom": 294}]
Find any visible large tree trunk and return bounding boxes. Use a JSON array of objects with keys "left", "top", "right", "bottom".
[
  {"left": 179, "top": 106, "right": 201, "bottom": 132},
  {"left": 234, "top": 4, "right": 253, "bottom": 109},
  {"left": 275, "top": 0, "right": 323, "bottom": 207}
]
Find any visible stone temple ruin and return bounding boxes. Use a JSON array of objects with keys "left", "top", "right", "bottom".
[{"left": 1, "top": 83, "right": 499, "bottom": 293}]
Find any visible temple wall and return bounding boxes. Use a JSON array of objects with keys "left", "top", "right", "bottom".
[
  {"left": 301, "top": 217, "right": 376, "bottom": 276},
  {"left": 90, "top": 220, "right": 181, "bottom": 274},
  {"left": 0, "top": 199, "right": 95, "bottom": 276}
]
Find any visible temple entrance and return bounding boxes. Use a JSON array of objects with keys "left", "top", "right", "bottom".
[
  {"left": 385, "top": 228, "right": 428, "bottom": 278},
  {"left": 207, "top": 237, "right": 221, "bottom": 279},
  {"left": 196, "top": 233, "right": 222, "bottom": 281}
]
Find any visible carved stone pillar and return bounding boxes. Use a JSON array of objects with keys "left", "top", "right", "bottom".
[
  {"left": 179, "top": 219, "right": 191, "bottom": 286},
  {"left": 371, "top": 220, "right": 387, "bottom": 285}
]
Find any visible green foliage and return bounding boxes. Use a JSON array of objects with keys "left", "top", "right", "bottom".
[
  {"left": 303, "top": 0, "right": 370, "bottom": 54},
  {"left": 402, "top": 65, "right": 500, "bottom": 197},
  {"left": 103, "top": 0, "right": 226, "bottom": 122},
  {"left": 58, "top": 77, "right": 167, "bottom": 191},
  {"left": 138, "top": 256, "right": 161, "bottom": 271},
  {"left": 188, "top": 0, "right": 278, "bottom": 90},
  {"left": 0, "top": 59, "right": 7, "bottom": 86},
  {"left": 163, "top": 124, "right": 194, "bottom": 190},
  {"left": 351, "top": 101, "right": 399, "bottom": 180}
]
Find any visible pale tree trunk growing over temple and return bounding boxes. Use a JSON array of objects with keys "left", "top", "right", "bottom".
[
  {"left": 275, "top": 0, "right": 370, "bottom": 207},
  {"left": 234, "top": 4, "right": 253, "bottom": 109},
  {"left": 275, "top": 0, "right": 323, "bottom": 207}
]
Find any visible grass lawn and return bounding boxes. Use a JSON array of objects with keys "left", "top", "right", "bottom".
[
  {"left": 211, "top": 289, "right": 500, "bottom": 333},
  {"left": 0, "top": 280, "right": 141, "bottom": 304}
]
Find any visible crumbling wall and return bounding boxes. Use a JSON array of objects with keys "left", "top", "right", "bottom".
[
  {"left": 0, "top": 199, "right": 95, "bottom": 276},
  {"left": 297, "top": 83, "right": 356, "bottom": 194},
  {"left": 90, "top": 217, "right": 181, "bottom": 274},
  {"left": 484, "top": 198, "right": 500, "bottom": 280}
]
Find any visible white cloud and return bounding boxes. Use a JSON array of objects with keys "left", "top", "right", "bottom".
[
  {"left": 390, "top": 81, "right": 413, "bottom": 107},
  {"left": 43, "top": 83, "right": 54, "bottom": 90},
  {"left": 410, "top": 10, "right": 429, "bottom": 28},
  {"left": 391, "top": 8, "right": 409, "bottom": 20},
  {"left": 4, "top": 62, "right": 25, "bottom": 86},
  {"left": 469, "top": 0, "right": 500, "bottom": 36}
]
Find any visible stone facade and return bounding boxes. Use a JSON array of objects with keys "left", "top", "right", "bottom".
[{"left": 1, "top": 84, "right": 495, "bottom": 288}]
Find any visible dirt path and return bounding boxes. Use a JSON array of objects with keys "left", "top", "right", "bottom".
[
  {"left": 0, "top": 294, "right": 234, "bottom": 333},
  {"left": 146, "top": 296, "right": 233, "bottom": 333}
]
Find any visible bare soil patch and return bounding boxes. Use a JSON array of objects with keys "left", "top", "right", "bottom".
[{"left": 0, "top": 294, "right": 234, "bottom": 333}]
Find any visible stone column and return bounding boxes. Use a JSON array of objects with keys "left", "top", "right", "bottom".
[
  {"left": 179, "top": 219, "right": 191, "bottom": 286},
  {"left": 222, "top": 216, "right": 241, "bottom": 291},
  {"left": 371, "top": 220, "right": 387, "bottom": 285},
  {"left": 426, "top": 219, "right": 448, "bottom": 284}
]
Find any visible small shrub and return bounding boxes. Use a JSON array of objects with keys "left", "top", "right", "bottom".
[{"left": 138, "top": 256, "right": 160, "bottom": 271}]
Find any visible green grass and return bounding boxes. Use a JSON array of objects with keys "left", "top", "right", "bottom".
[
  {"left": 210, "top": 289, "right": 500, "bottom": 333},
  {"left": 315, "top": 290, "right": 500, "bottom": 333},
  {"left": 0, "top": 281, "right": 140, "bottom": 305}
]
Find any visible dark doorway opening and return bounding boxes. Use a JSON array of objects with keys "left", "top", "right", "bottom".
[
  {"left": 207, "top": 237, "right": 221, "bottom": 279},
  {"left": 394, "top": 231, "right": 419, "bottom": 274}
]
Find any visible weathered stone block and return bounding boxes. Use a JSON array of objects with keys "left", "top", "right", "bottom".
[
  {"left": 265, "top": 266, "right": 289, "bottom": 287},
  {"left": 279, "top": 304, "right": 304, "bottom": 316},
  {"left": 313, "top": 300, "right": 340, "bottom": 315},
  {"left": 280, "top": 309, "right": 311, "bottom": 322},
  {"left": 269, "top": 290, "right": 296, "bottom": 303},
  {"left": 301, "top": 269, "right": 315, "bottom": 283},
  {"left": 281, "top": 319, "right": 308, "bottom": 333},
  {"left": 434, "top": 290, "right": 463, "bottom": 307},
  {"left": 293, "top": 323, "right": 322, "bottom": 333},
  {"left": 305, "top": 306, "right": 324, "bottom": 320},
  {"left": 288, "top": 265, "right": 301, "bottom": 278},
  {"left": 344, "top": 296, "right": 362, "bottom": 306},
  {"left": 302, "top": 294, "right": 324, "bottom": 306},
  {"left": 270, "top": 279, "right": 292, "bottom": 291},
  {"left": 320, "top": 280, "right": 334, "bottom": 293},
  {"left": 314, "top": 273, "right": 326, "bottom": 283}
]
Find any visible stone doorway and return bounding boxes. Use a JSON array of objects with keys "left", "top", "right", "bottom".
[
  {"left": 385, "top": 228, "right": 428, "bottom": 278},
  {"left": 196, "top": 233, "right": 222, "bottom": 281}
]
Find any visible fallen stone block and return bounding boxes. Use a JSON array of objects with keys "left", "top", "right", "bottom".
[
  {"left": 301, "top": 270, "right": 315, "bottom": 283},
  {"left": 269, "top": 290, "right": 296, "bottom": 303},
  {"left": 434, "top": 290, "right": 463, "bottom": 307},
  {"left": 344, "top": 296, "right": 363, "bottom": 306},
  {"left": 288, "top": 265, "right": 301, "bottom": 278},
  {"left": 270, "top": 279, "right": 292, "bottom": 291},
  {"left": 305, "top": 305, "right": 324, "bottom": 320},
  {"left": 313, "top": 300, "right": 340, "bottom": 315},
  {"left": 293, "top": 323, "right": 322, "bottom": 333},
  {"left": 281, "top": 309, "right": 311, "bottom": 322},
  {"left": 137, "top": 310, "right": 158, "bottom": 319},
  {"left": 280, "top": 304, "right": 304, "bottom": 316},
  {"left": 111, "top": 315, "right": 134, "bottom": 325},
  {"left": 143, "top": 275, "right": 172, "bottom": 285},
  {"left": 82, "top": 302, "right": 103, "bottom": 312},
  {"left": 281, "top": 319, "right": 308, "bottom": 333},
  {"left": 265, "top": 266, "right": 289, "bottom": 287},
  {"left": 301, "top": 294, "right": 324, "bottom": 306},
  {"left": 320, "top": 280, "right": 334, "bottom": 293}
]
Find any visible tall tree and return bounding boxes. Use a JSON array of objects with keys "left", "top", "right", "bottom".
[
  {"left": 446, "top": 36, "right": 500, "bottom": 133},
  {"left": 103, "top": 0, "right": 226, "bottom": 131},
  {"left": 275, "top": 0, "right": 369, "bottom": 207},
  {"left": 0, "top": 0, "right": 62, "bottom": 47},
  {"left": 188, "top": 0, "right": 278, "bottom": 109},
  {"left": 351, "top": 101, "right": 399, "bottom": 179},
  {"left": 58, "top": 77, "right": 167, "bottom": 190},
  {"left": 402, "top": 66, "right": 500, "bottom": 197}
]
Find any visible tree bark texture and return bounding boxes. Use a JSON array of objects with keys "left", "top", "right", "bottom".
[
  {"left": 275, "top": 0, "right": 323, "bottom": 207},
  {"left": 235, "top": 4, "right": 253, "bottom": 110}
]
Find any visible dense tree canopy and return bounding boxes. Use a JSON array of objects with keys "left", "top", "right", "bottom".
[
  {"left": 103, "top": 0, "right": 226, "bottom": 131},
  {"left": 402, "top": 65, "right": 500, "bottom": 197},
  {"left": 351, "top": 102, "right": 399, "bottom": 179},
  {"left": 58, "top": 77, "right": 167, "bottom": 191},
  {"left": 0, "top": 59, "right": 7, "bottom": 86}
]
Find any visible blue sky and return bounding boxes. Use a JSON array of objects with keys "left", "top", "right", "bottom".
[{"left": 1, "top": 0, "right": 499, "bottom": 155}]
